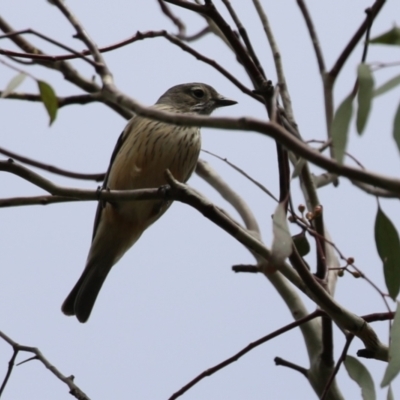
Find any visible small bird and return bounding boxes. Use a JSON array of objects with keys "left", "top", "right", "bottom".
[{"left": 62, "top": 83, "right": 237, "bottom": 322}]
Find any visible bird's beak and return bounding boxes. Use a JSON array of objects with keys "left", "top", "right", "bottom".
[{"left": 214, "top": 95, "right": 238, "bottom": 108}]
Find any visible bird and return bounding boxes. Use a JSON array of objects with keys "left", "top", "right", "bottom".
[{"left": 61, "top": 83, "right": 237, "bottom": 322}]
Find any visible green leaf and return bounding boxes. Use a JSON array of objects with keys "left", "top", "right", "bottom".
[
  {"left": 292, "top": 231, "right": 310, "bottom": 257},
  {"left": 271, "top": 202, "right": 292, "bottom": 261},
  {"left": 393, "top": 102, "right": 400, "bottom": 155},
  {"left": 357, "top": 64, "right": 374, "bottom": 134},
  {"left": 291, "top": 158, "right": 306, "bottom": 179},
  {"left": 375, "top": 207, "right": 400, "bottom": 299},
  {"left": 344, "top": 355, "right": 376, "bottom": 400},
  {"left": 387, "top": 386, "right": 394, "bottom": 400},
  {"left": 374, "top": 75, "right": 400, "bottom": 97},
  {"left": 1, "top": 73, "right": 26, "bottom": 98},
  {"left": 382, "top": 302, "right": 400, "bottom": 387},
  {"left": 331, "top": 94, "right": 353, "bottom": 164},
  {"left": 37, "top": 80, "right": 58, "bottom": 125},
  {"left": 369, "top": 26, "right": 400, "bottom": 46}
]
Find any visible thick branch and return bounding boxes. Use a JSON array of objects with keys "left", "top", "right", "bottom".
[{"left": 100, "top": 87, "right": 400, "bottom": 194}]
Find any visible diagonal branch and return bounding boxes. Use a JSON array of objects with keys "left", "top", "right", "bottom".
[
  {"left": 296, "top": 0, "right": 326, "bottom": 73},
  {"left": 93, "top": 85, "right": 400, "bottom": 194},
  {"left": 0, "top": 330, "right": 90, "bottom": 400},
  {"left": 0, "top": 147, "right": 105, "bottom": 181},
  {"left": 0, "top": 17, "right": 132, "bottom": 120},
  {"left": 329, "top": 0, "right": 386, "bottom": 80},
  {"left": 168, "top": 311, "right": 322, "bottom": 400},
  {"left": 50, "top": 0, "right": 112, "bottom": 83}
]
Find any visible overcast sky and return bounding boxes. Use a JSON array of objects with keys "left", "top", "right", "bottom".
[{"left": 1, "top": 1, "right": 400, "bottom": 399}]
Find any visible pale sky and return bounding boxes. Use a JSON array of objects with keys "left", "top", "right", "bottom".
[{"left": 1, "top": 1, "right": 399, "bottom": 399}]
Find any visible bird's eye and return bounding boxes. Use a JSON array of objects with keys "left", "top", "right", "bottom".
[{"left": 192, "top": 89, "right": 205, "bottom": 99}]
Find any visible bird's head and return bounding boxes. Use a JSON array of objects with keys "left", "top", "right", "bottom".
[{"left": 156, "top": 83, "right": 237, "bottom": 115}]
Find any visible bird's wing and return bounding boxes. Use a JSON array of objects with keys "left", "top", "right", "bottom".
[{"left": 91, "top": 118, "right": 136, "bottom": 241}]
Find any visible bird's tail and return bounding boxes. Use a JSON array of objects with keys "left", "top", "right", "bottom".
[{"left": 61, "top": 254, "right": 115, "bottom": 323}]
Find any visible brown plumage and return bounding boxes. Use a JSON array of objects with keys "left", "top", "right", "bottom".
[{"left": 61, "top": 83, "right": 237, "bottom": 322}]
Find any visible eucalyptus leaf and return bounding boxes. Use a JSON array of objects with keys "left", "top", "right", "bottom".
[
  {"left": 357, "top": 64, "right": 374, "bottom": 134},
  {"left": 369, "top": 26, "right": 400, "bottom": 46},
  {"left": 1, "top": 73, "right": 27, "bottom": 98},
  {"left": 271, "top": 203, "right": 292, "bottom": 261},
  {"left": 344, "top": 355, "right": 376, "bottom": 400},
  {"left": 387, "top": 386, "right": 394, "bottom": 400},
  {"left": 374, "top": 75, "right": 400, "bottom": 97},
  {"left": 374, "top": 207, "right": 400, "bottom": 299},
  {"left": 331, "top": 94, "right": 353, "bottom": 163},
  {"left": 393, "top": 102, "right": 400, "bottom": 155},
  {"left": 37, "top": 80, "right": 58, "bottom": 125},
  {"left": 382, "top": 303, "right": 400, "bottom": 387},
  {"left": 292, "top": 231, "right": 310, "bottom": 257}
]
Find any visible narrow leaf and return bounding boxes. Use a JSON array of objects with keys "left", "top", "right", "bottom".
[
  {"left": 37, "top": 80, "right": 58, "bottom": 125},
  {"left": 382, "top": 302, "right": 400, "bottom": 387},
  {"left": 374, "top": 75, "right": 400, "bottom": 97},
  {"left": 271, "top": 202, "right": 292, "bottom": 261},
  {"left": 393, "top": 102, "right": 400, "bottom": 155},
  {"left": 292, "top": 231, "right": 310, "bottom": 257},
  {"left": 357, "top": 64, "right": 374, "bottom": 134},
  {"left": 344, "top": 355, "right": 376, "bottom": 400},
  {"left": 369, "top": 26, "right": 400, "bottom": 46},
  {"left": 331, "top": 94, "right": 353, "bottom": 164},
  {"left": 387, "top": 386, "right": 394, "bottom": 400},
  {"left": 1, "top": 73, "right": 26, "bottom": 98},
  {"left": 291, "top": 158, "right": 306, "bottom": 179},
  {"left": 374, "top": 207, "right": 400, "bottom": 299}
]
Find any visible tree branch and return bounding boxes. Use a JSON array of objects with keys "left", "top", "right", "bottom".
[
  {"left": 0, "top": 147, "right": 105, "bottom": 181},
  {"left": 0, "top": 16, "right": 133, "bottom": 120},
  {"left": 97, "top": 85, "right": 400, "bottom": 194},
  {"left": 320, "top": 334, "right": 354, "bottom": 400},
  {"left": 0, "top": 330, "right": 90, "bottom": 400},
  {"left": 274, "top": 357, "right": 308, "bottom": 377},
  {"left": 0, "top": 91, "right": 102, "bottom": 109},
  {"left": 329, "top": 0, "right": 386, "bottom": 80},
  {"left": 296, "top": 0, "right": 326, "bottom": 73},
  {"left": 168, "top": 311, "right": 322, "bottom": 400}
]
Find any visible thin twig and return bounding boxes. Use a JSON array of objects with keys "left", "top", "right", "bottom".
[
  {"left": 165, "top": 0, "right": 267, "bottom": 89},
  {"left": 251, "top": 0, "right": 296, "bottom": 127},
  {"left": 329, "top": 0, "right": 386, "bottom": 80},
  {"left": 0, "top": 29, "right": 260, "bottom": 102},
  {"left": 0, "top": 92, "right": 102, "bottom": 109},
  {"left": 0, "top": 147, "right": 105, "bottom": 181},
  {"left": 0, "top": 331, "right": 90, "bottom": 400},
  {"left": 221, "top": 0, "right": 266, "bottom": 78},
  {"left": 157, "top": 0, "right": 186, "bottom": 36},
  {"left": 296, "top": 0, "right": 326, "bottom": 73},
  {"left": 0, "top": 16, "right": 132, "bottom": 120},
  {"left": 274, "top": 357, "right": 308, "bottom": 377},
  {"left": 50, "top": 0, "right": 112, "bottom": 83},
  {"left": 320, "top": 334, "right": 354, "bottom": 400},
  {"left": 0, "top": 28, "right": 98, "bottom": 67},
  {"left": 0, "top": 347, "right": 18, "bottom": 397},
  {"left": 179, "top": 26, "right": 211, "bottom": 42},
  {"left": 168, "top": 311, "right": 322, "bottom": 400},
  {"left": 201, "top": 149, "right": 278, "bottom": 202}
]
